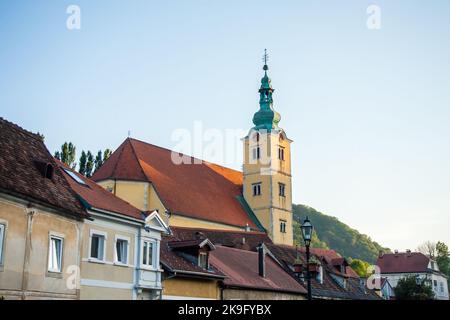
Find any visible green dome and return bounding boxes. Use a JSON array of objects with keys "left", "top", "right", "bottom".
[{"left": 252, "top": 64, "right": 281, "bottom": 131}]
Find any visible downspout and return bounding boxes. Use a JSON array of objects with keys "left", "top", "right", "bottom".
[
  {"left": 134, "top": 226, "right": 142, "bottom": 300},
  {"left": 21, "top": 207, "right": 35, "bottom": 300}
]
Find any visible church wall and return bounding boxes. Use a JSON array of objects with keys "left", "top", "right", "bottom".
[{"left": 170, "top": 214, "right": 244, "bottom": 232}]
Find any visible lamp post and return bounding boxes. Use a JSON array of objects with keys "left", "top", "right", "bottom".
[{"left": 300, "top": 216, "right": 313, "bottom": 300}]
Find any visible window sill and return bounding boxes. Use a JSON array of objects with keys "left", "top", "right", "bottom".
[
  {"left": 46, "top": 271, "right": 63, "bottom": 279},
  {"left": 88, "top": 258, "right": 106, "bottom": 264},
  {"left": 140, "top": 266, "right": 159, "bottom": 272},
  {"left": 114, "top": 262, "right": 130, "bottom": 268}
]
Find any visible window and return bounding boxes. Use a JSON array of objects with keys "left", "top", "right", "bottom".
[
  {"left": 279, "top": 183, "right": 286, "bottom": 197},
  {"left": 142, "top": 240, "right": 155, "bottom": 268},
  {"left": 252, "top": 147, "right": 260, "bottom": 160},
  {"left": 115, "top": 238, "right": 129, "bottom": 265},
  {"left": 278, "top": 147, "right": 285, "bottom": 160},
  {"left": 440, "top": 282, "right": 444, "bottom": 293},
  {"left": 48, "top": 236, "right": 63, "bottom": 272},
  {"left": 280, "top": 220, "right": 287, "bottom": 233},
  {"left": 434, "top": 280, "right": 438, "bottom": 287},
  {"left": 198, "top": 252, "right": 208, "bottom": 269},
  {"left": 0, "top": 224, "right": 5, "bottom": 265},
  {"left": 252, "top": 183, "right": 261, "bottom": 196},
  {"left": 63, "top": 168, "right": 87, "bottom": 185},
  {"left": 90, "top": 233, "right": 105, "bottom": 261}
]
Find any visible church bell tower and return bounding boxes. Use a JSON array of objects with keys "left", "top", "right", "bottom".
[{"left": 243, "top": 50, "right": 293, "bottom": 245}]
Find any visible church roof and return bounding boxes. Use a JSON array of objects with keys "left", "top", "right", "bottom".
[{"left": 92, "top": 138, "right": 263, "bottom": 231}]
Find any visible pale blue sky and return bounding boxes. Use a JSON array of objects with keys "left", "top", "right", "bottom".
[{"left": 1, "top": 1, "right": 449, "bottom": 251}]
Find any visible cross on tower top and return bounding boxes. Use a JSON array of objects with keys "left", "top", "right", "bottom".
[{"left": 262, "top": 49, "right": 269, "bottom": 71}]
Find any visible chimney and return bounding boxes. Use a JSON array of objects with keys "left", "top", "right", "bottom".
[{"left": 258, "top": 245, "right": 265, "bottom": 278}]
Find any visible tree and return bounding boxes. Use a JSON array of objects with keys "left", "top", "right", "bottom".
[
  {"left": 436, "top": 241, "right": 449, "bottom": 276},
  {"left": 54, "top": 142, "right": 76, "bottom": 169},
  {"left": 103, "top": 149, "right": 112, "bottom": 162},
  {"left": 349, "top": 259, "right": 371, "bottom": 277},
  {"left": 78, "top": 151, "right": 87, "bottom": 176},
  {"left": 394, "top": 275, "right": 435, "bottom": 300},
  {"left": 85, "top": 151, "right": 94, "bottom": 178},
  {"left": 94, "top": 150, "right": 103, "bottom": 172},
  {"left": 417, "top": 241, "right": 437, "bottom": 259}
]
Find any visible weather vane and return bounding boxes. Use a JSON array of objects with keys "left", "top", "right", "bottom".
[
  {"left": 262, "top": 49, "right": 269, "bottom": 71},
  {"left": 262, "top": 49, "right": 269, "bottom": 65}
]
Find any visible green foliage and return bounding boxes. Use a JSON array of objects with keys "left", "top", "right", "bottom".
[
  {"left": 54, "top": 142, "right": 76, "bottom": 169},
  {"left": 394, "top": 275, "right": 435, "bottom": 300},
  {"left": 435, "top": 241, "right": 449, "bottom": 276},
  {"left": 85, "top": 151, "right": 94, "bottom": 178},
  {"left": 293, "top": 219, "right": 328, "bottom": 249},
  {"left": 349, "top": 259, "right": 371, "bottom": 277},
  {"left": 78, "top": 151, "right": 87, "bottom": 176},
  {"left": 293, "top": 204, "right": 390, "bottom": 263}
]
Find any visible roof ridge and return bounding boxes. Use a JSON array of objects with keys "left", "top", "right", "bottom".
[
  {"left": 0, "top": 117, "right": 42, "bottom": 141},
  {"left": 171, "top": 225, "right": 267, "bottom": 235},
  {"left": 130, "top": 137, "right": 242, "bottom": 174},
  {"left": 128, "top": 138, "right": 151, "bottom": 182}
]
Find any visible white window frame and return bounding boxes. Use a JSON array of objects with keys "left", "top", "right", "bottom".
[
  {"left": 0, "top": 223, "right": 6, "bottom": 266},
  {"left": 280, "top": 220, "right": 287, "bottom": 233},
  {"left": 252, "top": 146, "right": 260, "bottom": 160},
  {"left": 114, "top": 235, "right": 130, "bottom": 266},
  {"left": 89, "top": 229, "right": 107, "bottom": 262},
  {"left": 198, "top": 252, "right": 208, "bottom": 269},
  {"left": 141, "top": 239, "right": 157, "bottom": 269},
  {"left": 47, "top": 234, "right": 64, "bottom": 273}
]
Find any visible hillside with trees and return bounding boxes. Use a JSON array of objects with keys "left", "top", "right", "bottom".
[{"left": 293, "top": 204, "right": 390, "bottom": 263}]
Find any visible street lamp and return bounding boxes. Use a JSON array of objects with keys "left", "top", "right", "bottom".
[{"left": 300, "top": 216, "right": 313, "bottom": 300}]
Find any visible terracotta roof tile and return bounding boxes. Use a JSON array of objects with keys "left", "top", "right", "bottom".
[
  {"left": 160, "top": 234, "right": 224, "bottom": 279},
  {"left": 0, "top": 118, "right": 87, "bottom": 219},
  {"left": 376, "top": 252, "right": 430, "bottom": 273},
  {"left": 92, "top": 138, "right": 261, "bottom": 230},
  {"left": 210, "top": 245, "right": 307, "bottom": 294},
  {"left": 56, "top": 160, "right": 143, "bottom": 220}
]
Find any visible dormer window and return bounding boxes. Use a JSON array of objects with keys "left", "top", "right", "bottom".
[{"left": 198, "top": 252, "right": 208, "bottom": 269}]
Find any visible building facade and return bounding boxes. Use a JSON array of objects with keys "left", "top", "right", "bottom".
[
  {"left": 0, "top": 118, "right": 87, "bottom": 300},
  {"left": 376, "top": 251, "right": 449, "bottom": 300}
]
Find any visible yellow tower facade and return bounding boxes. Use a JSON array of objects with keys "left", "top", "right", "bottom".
[{"left": 243, "top": 55, "right": 294, "bottom": 245}]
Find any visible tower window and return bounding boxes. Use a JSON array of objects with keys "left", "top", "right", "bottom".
[
  {"left": 252, "top": 183, "right": 262, "bottom": 196},
  {"left": 278, "top": 147, "right": 285, "bottom": 160},
  {"left": 252, "top": 147, "right": 261, "bottom": 160},
  {"left": 279, "top": 183, "right": 286, "bottom": 197},
  {"left": 280, "top": 220, "right": 287, "bottom": 233}
]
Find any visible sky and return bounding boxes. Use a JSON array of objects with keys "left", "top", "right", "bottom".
[{"left": 1, "top": 1, "right": 449, "bottom": 251}]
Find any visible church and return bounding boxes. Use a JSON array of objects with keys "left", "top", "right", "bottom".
[{"left": 92, "top": 58, "right": 294, "bottom": 246}]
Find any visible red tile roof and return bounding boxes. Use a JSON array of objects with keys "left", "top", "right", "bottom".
[
  {"left": 0, "top": 118, "right": 87, "bottom": 219},
  {"left": 92, "top": 138, "right": 261, "bottom": 230},
  {"left": 265, "top": 243, "right": 380, "bottom": 299},
  {"left": 170, "top": 226, "right": 272, "bottom": 251},
  {"left": 160, "top": 234, "right": 225, "bottom": 279},
  {"left": 376, "top": 252, "right": 431, "bottom": 273},
  {"left": 209, "top": 245, "right": 306, "bottom": 294},
  {"left": 56, "top": 160, "right": 143, "bottom": 220}
]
